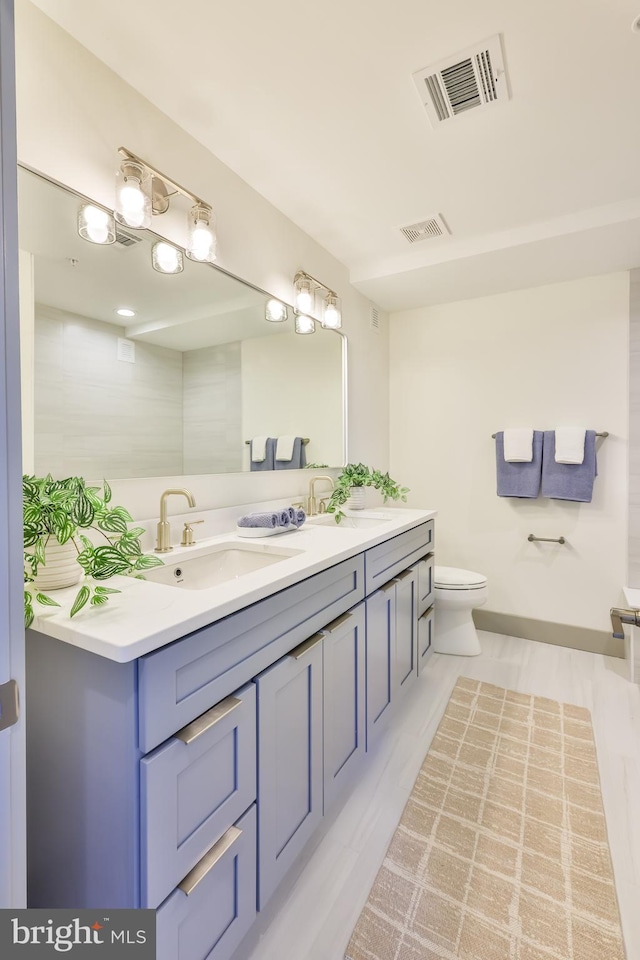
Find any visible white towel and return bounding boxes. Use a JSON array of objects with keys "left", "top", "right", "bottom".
[
  {"left": 251, "top": 436, "right": 268, "bottom": 462},
  {"left": 555, "top": 428, "right": 586, "bottom": 464},
  {"left": 503, "top": 428, "right": 534, "bottom": 463},
  {"left": 276, "top": 435, "right": 296, "bottom": 461}
]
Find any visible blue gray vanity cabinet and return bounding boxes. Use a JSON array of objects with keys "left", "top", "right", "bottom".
[
  {"left": 418, "top": 606, "right": 435, "bottom": 674},
  {"left": 394, "top": 567, "right": 418, "bottom": 693},
  {"left": 365, "top": 582, "right": 396, "bottom": 750},
  {"left": 255, "top": 633, "right": 324, "bottom": 910}
]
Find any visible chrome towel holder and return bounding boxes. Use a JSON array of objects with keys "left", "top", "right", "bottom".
[
  {"left": 491, "top": 432, "right": 609, "bottom": 439},
  {"left": 528, "top": 534, "right": 566, "bottom": 545}
]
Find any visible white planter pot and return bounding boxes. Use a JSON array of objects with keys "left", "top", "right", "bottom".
[
  {"left": 32, "top": 536, "right": 83, "bottom": 591},
  {"left": 346, "top": 487, "right": 366, "bottom": 510}
]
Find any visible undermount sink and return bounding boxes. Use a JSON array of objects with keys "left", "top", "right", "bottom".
[
  {"left": 308, "top": 513, "right": 393, "bottom": 530},
  {"left": 143, "top": 540, "right": 303, "bottom": 591}
]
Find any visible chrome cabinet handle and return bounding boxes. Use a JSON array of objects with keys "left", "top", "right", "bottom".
[
  {"left": 393, "top": 569, "right": 414, "bottom": 584},
  {"left": 175, "top": 695, "right": 241, "bottom": 745},
  {"left": 179, "top": 825, "right": 242, "bottom": 895},
  {"left": 290, "top": 633, "right": 324, "bottom": 660}
]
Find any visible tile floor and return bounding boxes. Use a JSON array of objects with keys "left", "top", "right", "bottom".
[{"left": 237, "top": 632, "right": 640, "bottom": 960}]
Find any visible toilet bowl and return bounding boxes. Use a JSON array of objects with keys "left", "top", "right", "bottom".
[{"left": 433, "top": 566, "right": 488, "bottom": 656}]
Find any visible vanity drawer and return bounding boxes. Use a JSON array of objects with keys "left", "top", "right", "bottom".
[
  {"left": 138, "top": 555, "right": 365, "bottom": 753},
  {"left": 418, "top": 605, "right": 434, "bottom": 674},
  {"left": 140, "top": 683, "right": 256, "bottom": 909},
  {"left": 364, "top": 521, "right": 434, "bottom": 596},
  {"left": 415, "top": 553, "right": 435, "bottom": 617},
  {"left": 156, "top": 804, "right": 257, "bottom": 960}
]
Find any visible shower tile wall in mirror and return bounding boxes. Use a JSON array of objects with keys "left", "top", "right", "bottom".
[{"left": 17, "top": 167, "right": 346, "bottom": 480}]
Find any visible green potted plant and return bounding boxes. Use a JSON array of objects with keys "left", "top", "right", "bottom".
[
  {"left": 325, "top": 463, "right": 409, "bottom": 523},
  {"left": 23, "top": 474, "right": 163, "bottom": 628}
]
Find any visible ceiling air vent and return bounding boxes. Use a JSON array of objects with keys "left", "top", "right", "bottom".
[
  {"left": 400, "top": 215, "right": 449, "bottom": 244},
  {"left": 413, "top": 34, "right": 509, "bottom": 127},
  {"left": 115, "top": 229, "right": 144, "bottom": 247}
]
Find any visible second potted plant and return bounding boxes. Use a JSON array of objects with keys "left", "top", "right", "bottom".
[{"left": 325, "top": 463, "right": 409, "bottom": 523}]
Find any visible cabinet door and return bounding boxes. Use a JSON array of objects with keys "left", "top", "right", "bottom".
[
  {"left": 323, "top": 603, "right": 366, "bottom": 813},
  {"left": 394, "top": 568, "right": 418, "bottom": 695},
  {"left": 416, "top": 554, "right": 435, "bottom": 616},
  {"left": 255, "top": 634, "right": 323, "bottom": 909},
  {"left": 418, "top": 606, "right": 434, "bottom": 675},
  {"left": 156, "top": 805, "right": 256, "bottom": 960},
  {"left": 365, "top": 583, "right": 396, "bottom": 751}
]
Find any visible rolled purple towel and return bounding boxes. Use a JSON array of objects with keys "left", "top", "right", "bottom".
[
  {"left": 295, "top": 508, "right": 306, "bottom": 526},
  {"left": 276, "top": 510, "right": 290, "bottom": 527},
  {"left": 286, "top": 506, "right": 296, "bottom": 524},
  {"left": 237, "top": 512, "right": 278, "bottom": 528}
]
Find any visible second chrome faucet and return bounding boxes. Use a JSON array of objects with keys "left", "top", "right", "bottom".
[{"left": 155, "top": 488, "right": 197, "bottom": 552}]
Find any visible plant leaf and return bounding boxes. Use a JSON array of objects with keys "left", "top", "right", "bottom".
[
  {"left": 134, "top": 554, "right": 164, "bottom": 570},
  {"left": 90, "top": 594, "right": 109, "bottom": 607},
  {"left": 90, "top": 545, "right": 132, "bottom": 579},
  {"left": 24, "top": 593, "right": 34, "bottom": 629},
  {"left": 94, "top": 586, "right": 121, "bottom": 595},
  {"left": 103, "top": 480, "right": 112, "bottom": 504},
  {"left": 69, "top": 585, "right": 90, "bottom": 618},
  {"left": 70, "top": 492, "right": 95, "bottom": 528},
  {"left": 35, "top": 593, "right": 61, "bottom": 608},
  {"left": 96, "top": 511, "right": 128, "bottom": 534},
  {"left": 75, "top": 549, "right": 95, "bottom": 574}
]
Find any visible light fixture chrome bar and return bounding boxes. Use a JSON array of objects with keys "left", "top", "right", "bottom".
[
  {"left": 118, "top": 146, "right": 210, "bottom": 210},
  {"left": 293, "top": 269, "right": 337, "bottom": 298}
]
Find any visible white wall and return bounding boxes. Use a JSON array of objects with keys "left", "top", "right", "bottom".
[
  {"left": 241, "top": 332, "right": 343, "bottom": 470},
  {"left": 14, "top": 1, "right": 389, "bottom": 518},
  {"left": 390, "top": 273, "right": 629, "bottom": 633},
  {"left": 182, "top": 342, "right": 242, "bottom": 476}
]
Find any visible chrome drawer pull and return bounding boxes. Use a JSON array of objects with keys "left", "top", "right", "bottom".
[
  {"left": 175, "top": 695, "right": 242, "bottom": 745},
  {"left": 291, "top": 633, "right": 324, "bottom": 660},
  {"left": 419, "top": 606, "right": 434, "bottom": 621},
  {"left": 320, "top": 611, "right": 353, "bottom": 634},
  {"left": 178, "top": 825, "right": 242, "bottom": 895},
  {"left": 393, "top": 569, "right": 414, "bottom": 584}
]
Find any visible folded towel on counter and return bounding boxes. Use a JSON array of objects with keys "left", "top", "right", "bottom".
[
  {"left": 496, "top": 430, "right": 543, "bottom": 498},
  {"left": 274, "top": 437, "right": 306, "bottom": 470},
  {"left": 276, "top": 509, "right": 290, "bottom": 527},
  {"left": 290, "top": 508, "right": 306, "bottom": 527},
  {"left": 236, "top": 511, "right": 279, "bottom": 528},
  {"left": 503, "top": 428, "right": 534, "bottom": 463},
  {"left": 250, "top": 437, "right": 275, "bottom": 472},
  {"left": 542, "top": 430, "right": 597, "bottom": 502},
  {"left": 554, "top": 427, "right": 586, "bottom": 464}
]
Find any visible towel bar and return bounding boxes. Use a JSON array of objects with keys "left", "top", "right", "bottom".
[
  {"left": 528, "top": 534, "right": 566, "bottom": 544},
  {"left": 245, "top": 438, "right": 309, "bottom": 445},
  {"left": 491, "top": 432, "right": 608, "bottom": 439}
]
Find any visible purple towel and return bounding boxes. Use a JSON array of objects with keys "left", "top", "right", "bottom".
[
  {"left": 496, "top": 431, "right": 543, "bottom": 498},
  {"left": 541, "top": 431, "right": 597, "bottom": 502},
  {"left": 237, "top": 511, "right": 278, "bottom": 528}
]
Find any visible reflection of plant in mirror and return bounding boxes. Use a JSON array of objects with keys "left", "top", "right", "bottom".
[
  {"left": 305, "top": 463, "right": 329, "bottom": 469},
  {"left": 325, "top": 463, "right": 409, "bottom": 523},
  {"left": 23, "top": 475, "right": 163, "bottom": 628}
]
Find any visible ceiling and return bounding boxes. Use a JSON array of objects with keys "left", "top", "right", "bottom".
[{"left": 28, "top": 0, "right": 640, "bottom": 310}]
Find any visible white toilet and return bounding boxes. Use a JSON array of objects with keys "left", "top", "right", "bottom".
[{"left": 433, "top": 566, "right": 488, "bottom": 656}]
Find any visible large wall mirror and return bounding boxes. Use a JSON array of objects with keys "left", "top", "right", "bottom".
[{"left": 17, "top": 166, "right": 347, "bottom": 480}]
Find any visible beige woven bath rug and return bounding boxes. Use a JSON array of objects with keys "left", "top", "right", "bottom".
[{"left": 345, "top": 677, "right": 626, "bottom": 960}]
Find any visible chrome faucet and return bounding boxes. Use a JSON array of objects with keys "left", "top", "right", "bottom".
[
  {"left": 610, "top": 606, "right": 640, "bottom": 639},
  {"left": 306, "top": 476, "right": 334, "bottom": 516},
  {"left": 155, "top": 488, "right": 196, "bottom": 552}
]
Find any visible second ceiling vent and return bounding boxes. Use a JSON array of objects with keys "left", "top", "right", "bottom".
[{"left": 412, "top": 34, "right": 509, "bottom": 127}]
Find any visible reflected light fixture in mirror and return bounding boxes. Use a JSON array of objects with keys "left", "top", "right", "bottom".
[
  {"left": 114, "top": 159, "right": 152, "bottom": 229},
  {"left": 152, "top": 241, "right": 184, "bottom": 274},
  {"left": 77, "top": 204, "right": 116, "bottom": 245},
  {"left": 295, "top": 312, "right": 315, "bottom": 335},
  {"left": 265, "top": 298, "right": 288, "bottom": 322}
]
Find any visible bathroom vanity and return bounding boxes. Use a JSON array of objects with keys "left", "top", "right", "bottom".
[{"left": 26, "top": 508, "right": 435, "bottom": 960}]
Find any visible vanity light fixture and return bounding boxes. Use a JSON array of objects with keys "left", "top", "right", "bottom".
[
  {"left": 152, "top": 241, "right": 184, "bottom": 274},
  {"left": 113, "top": 147, "right": 217, "bottom": 261},
  {"left": 265, "top": 299, "right": 288, "bottom": 322},
  {"left": 77, "top": 204, "right": 116, "bottom": 245},
  {"left": 294, "top": 312, "right": 316, "bottom": 335},
  {"left": 293, "top": 271, "right": 342, "bottom": 330}
]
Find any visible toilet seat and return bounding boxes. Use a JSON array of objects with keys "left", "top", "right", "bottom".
[{"left": 434, "top": 565, "right": 487, "bottom": 591}]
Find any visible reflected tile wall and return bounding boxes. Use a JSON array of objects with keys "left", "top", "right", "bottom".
[
  {"left": 182, "top": 343, "right": 242, "bottom": 475},
  {"left": 629, "top": 269, "right": 640, "bottom": 585},
  {"left": 34, "top": 309, "right": 183, "bottom": 479}
]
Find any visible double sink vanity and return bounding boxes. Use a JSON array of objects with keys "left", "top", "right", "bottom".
[{"left": 26, "top": 504, "right": 435, "bottom": 960}]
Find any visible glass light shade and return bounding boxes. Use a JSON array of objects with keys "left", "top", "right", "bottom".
[
  {"left": 294, "top": 313, "right": 315, "bottom": 335},
  {"left": 152, "top": 241, "right": 184, "bottom": 274},
  {"left": 265, "top": 299, "right": 288, "bottom": 322},
  {"left": 77, "top": 204, "right": 116, "bottom": 245},
  {"left": 322, "top": 294, "right": 342, "bottom": 329},
  {"left": 294, "top": 275, "right": 314, "bottom": 314},
  {"left": 114, "top": 161, "right": 152, "bottom": 229},
  {"left": 185, "top": 204, "right": 216, "bottom": 263}
]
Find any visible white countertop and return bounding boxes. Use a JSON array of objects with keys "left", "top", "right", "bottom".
[{"left": 28, "top": 507, "right": 436, "bottom": 663}]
